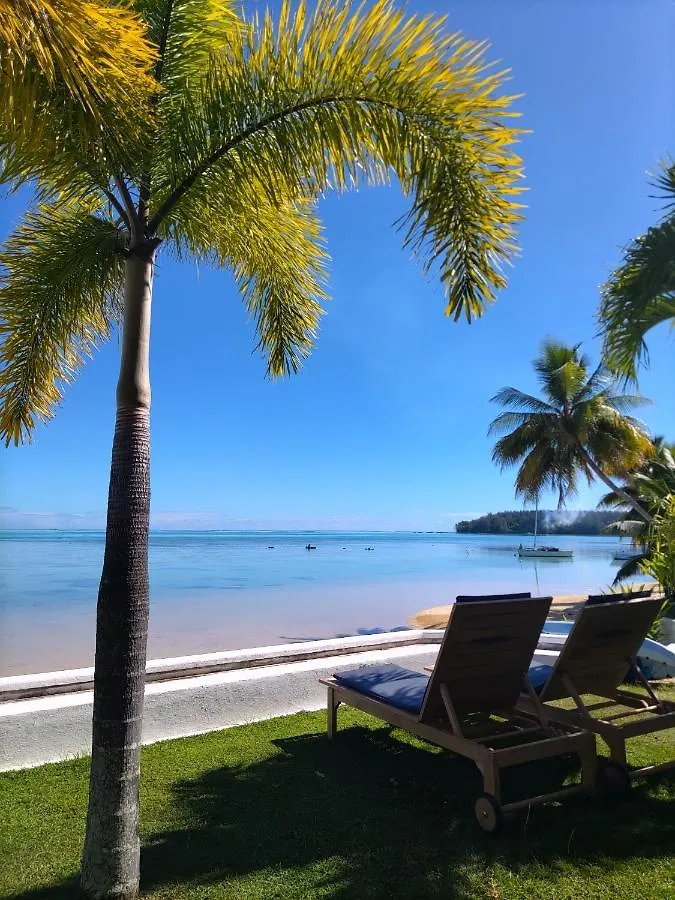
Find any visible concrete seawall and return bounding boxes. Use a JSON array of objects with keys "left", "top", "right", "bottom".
[{"left": 0, "top": 632, "right": 442, "bottom": 772}]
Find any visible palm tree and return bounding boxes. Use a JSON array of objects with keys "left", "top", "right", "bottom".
[
  {"left": 599, "top": 437, "right": 675, "bottom": 542},
  {"left": 489, "top": 340, "right": 653, "bottom": 522},
  {"left": 0, "top": 2, "right": 524, "bottom": 896},
  {"left": 599, "top": 438, "right": 675, "bottom": 586},
  {"left": 599, "top": 161, "right": 675, "bottom": 381}
]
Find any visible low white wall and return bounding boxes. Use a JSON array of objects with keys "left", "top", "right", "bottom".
[
  {"left": 0, "top": 640, "right": 440, "bottom": 772},
  {"left": 0, "top": 629, "right": 442, "bottom": 702}
]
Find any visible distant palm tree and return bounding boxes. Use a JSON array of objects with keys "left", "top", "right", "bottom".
[
  {"left": 1, "top": 2, "right": 524, "bottom": 897},
  {"left": 599, "top": 161, "right": 675, "bottom": 381},
  {"left": 489, "top": 340, "right": 653, "bottom": 522}
]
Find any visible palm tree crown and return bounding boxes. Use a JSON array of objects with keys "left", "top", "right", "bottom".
[
  {"left": 1, "top": 0, "right": 524, "bottom": 445},
  {"left": 599, "top": 161, "right": 675, "bottom": 381},
  {"left": 489, "top": 340, "right": 653, "bottom": 516}
]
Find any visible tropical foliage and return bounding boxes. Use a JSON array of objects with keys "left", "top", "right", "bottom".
[
  {"left": 605, "top": 439, "right": 675, "bottom": 603},
  {"left": 489, "top": 340, "right": 653, "bottom": 519},
  {"left": 599, "top": 161, "right": 675, "bottom": 381},
  {"left": 1, "top": 2, "right": 525, "bottom": 897},
  {"left": 455, "top": 509, "right": 620, "bottom": 535},
  {"left": 640, "top": 496, "right": 675, "bottom": 604},
  {"left": 600, "top": 437, "right": 675, "bottom": 541},
  {"left": 0, "top": 0, "right": 157, "bottom": 166},
  {"left": 1, "top": 0, "right": 526, "bottom": 445}
]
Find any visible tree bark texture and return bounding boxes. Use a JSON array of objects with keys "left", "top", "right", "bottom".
[{"left": 81, "top": 254, "right": 154, "bottom": 900}]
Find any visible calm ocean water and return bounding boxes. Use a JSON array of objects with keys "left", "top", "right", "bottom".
[{"left": 1, "top": 529, "right": 631, "bottom": 675}]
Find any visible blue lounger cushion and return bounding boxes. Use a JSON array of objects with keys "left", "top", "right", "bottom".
[
  {"left": 527, "top": 664, "right": 554, "bottom": 693},
  {"left": 333, "top": 663, "right": 429, "bottom": 714}
]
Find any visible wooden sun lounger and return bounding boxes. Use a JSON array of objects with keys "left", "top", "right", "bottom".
[
  {"left": 517, "top": 592, "right": 675, "bottom": 788},
  {"left": 320, "top": 596, "right": 597, "bottom": 832}
]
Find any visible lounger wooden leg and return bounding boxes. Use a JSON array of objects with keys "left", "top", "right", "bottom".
[
  {"left": 327, "top": 687, "right": 340, "bottom": 739},
  {"left": 482, "top": 757, "right": 501, "bottom": 802},
  {"left": 579, "top": 738, "right": 599, "bottom": 794},
  {"left": 603, "top": 733, "right": 627, "bottom": 767}
]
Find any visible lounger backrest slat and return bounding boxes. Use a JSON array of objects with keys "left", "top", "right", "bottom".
[
  {"left": 419, "top": 596, "right": 552, "bottom": 723},
  {"left": 539, "top": 596, "right": 662, "bottom": 701}
]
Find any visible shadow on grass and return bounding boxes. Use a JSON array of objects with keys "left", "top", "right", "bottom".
[
  {"left": 140, "top": 725, "right": 673, "bottom": 898},
  {"left": 10, "top": 724, "right": 675, "bottom": 899}
]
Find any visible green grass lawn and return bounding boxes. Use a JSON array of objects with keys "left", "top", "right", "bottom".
[{"left": 1, "top": 688, "right": 674, "bottom": 900}]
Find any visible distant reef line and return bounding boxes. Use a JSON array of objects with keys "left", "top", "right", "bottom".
[{"left": 455, "top": 510, "right": 620, "bottom": 536}]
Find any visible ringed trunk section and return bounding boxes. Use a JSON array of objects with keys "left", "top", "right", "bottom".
[{"left": 81, "top": 252, "right": 155, "bottom": 900}]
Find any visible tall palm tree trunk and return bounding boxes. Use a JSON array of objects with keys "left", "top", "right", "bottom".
[
  {"left": 578, "top": 447, "right": 653, "bottom": 525},
  {"left": 81, "top": 251, "right": 155, "bottom": 900}
]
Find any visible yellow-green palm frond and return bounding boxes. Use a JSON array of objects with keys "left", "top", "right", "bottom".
[
  {"left": 150, "top": 0, "right": 524, "bottom": 322},
  {"left": 599, "top": 160, "right": 675, "bottom": 381},
  {"left": 0, "top": 0, "right": 157, "bottom": 187},
  {"left": 0, "top": 202, "right": 123, "bottom": 445},
  {"left": 135, "top": 0, "right": 240, "bottom": 91},
  {"left": 165, "top": 188, "right": 328, "bottom": 375}
]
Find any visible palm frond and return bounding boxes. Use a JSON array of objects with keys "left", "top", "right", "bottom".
[
  {"left": 0, "top": 202, "right": 123, "bottom": 445},
  {"left": 0, "top": 0, "right": 157, "bottom": 181},
  {"left": 613, "top": 553, "right": 649, "bottom": 585},
  {"left": 534, "top": 340, "right": 588, "bottom": 408},
  {"left": 651, "top": 159, "right": 675, "bottom": 211},
  {"left": 604, "top": 393, "right": 652, "bottom": 413},
  {"left": 599, "top": 205, "right": 675, "bottom": 381},
  {"left": 491, "top": 417, "right": 558, "bottom": 465},
  {"left": 165, "top": 190, "right": 328, "bottom": 375},
  {"left": 489, "top": 387, "right": 558, "bottom": 415},
  {"left": 135, "top": 0, "right": 240, "bottom": 91},
  {"left": 149, "top": 0, "right": 524, "bottom": 322}
]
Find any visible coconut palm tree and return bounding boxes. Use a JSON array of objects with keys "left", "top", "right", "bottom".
[
  {"left": 599, "top": 161, "right": 675, "bottom": 381},
  {"left": 0, "top": 2, "right": 524, "bottom": 896},
  {"left": 599, "top": 437, "right": 675, "bottom": 541},
  {"left": 489, "top": 340, "right": 653, "bottom": 522}
]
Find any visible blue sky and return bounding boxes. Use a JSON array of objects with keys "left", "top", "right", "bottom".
[{"left": 2, "top": 0, "right": 674, "bottom": 531}]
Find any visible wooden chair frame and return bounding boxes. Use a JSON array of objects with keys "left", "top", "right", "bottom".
[
  {"left": 517, "top": 595, "right": 675, "bottom": 779},
  {"left": 320, "top": 597, "right": 598, "bottom": 828}
]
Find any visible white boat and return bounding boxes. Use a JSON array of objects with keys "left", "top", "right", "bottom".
[
  {"left": 518, "top": 546, "right": 573, "bottom": 558},
  {"left": 517, "top": 498, "right": 574, "bottom": 559},
  {"left": 535, "top": 619, "right": 675, "bottom": 679}
]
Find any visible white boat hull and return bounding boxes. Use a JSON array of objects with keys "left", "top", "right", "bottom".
[
  {"left": 538, "top": 619, "right": 675, "bottom": 679},
  {"left": 518, "top": 549, "right": 573, "bottom": 558}
]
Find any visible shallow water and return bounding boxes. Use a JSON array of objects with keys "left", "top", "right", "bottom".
[{"left": 0, "top": 530, "right": 633, "bottom": 674}]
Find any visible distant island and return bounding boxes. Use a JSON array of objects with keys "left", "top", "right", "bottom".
[{"left": 455, "top": 510, "right": 621, "bottom": 535}]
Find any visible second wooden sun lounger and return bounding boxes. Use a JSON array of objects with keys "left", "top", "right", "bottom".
[
  {"left": 517, "top": 592, "right": 675, "bottom": 788},
  {"left": 320, "top": 596, "right": 597, "bottom": 832}
]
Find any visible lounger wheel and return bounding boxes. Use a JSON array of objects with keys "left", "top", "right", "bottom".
[
  {"left": 474, "top": 793, "right": 503, "bottom": 834},
  {"left": 595, "top": 760, "right": 631, "bottom": 797}
]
